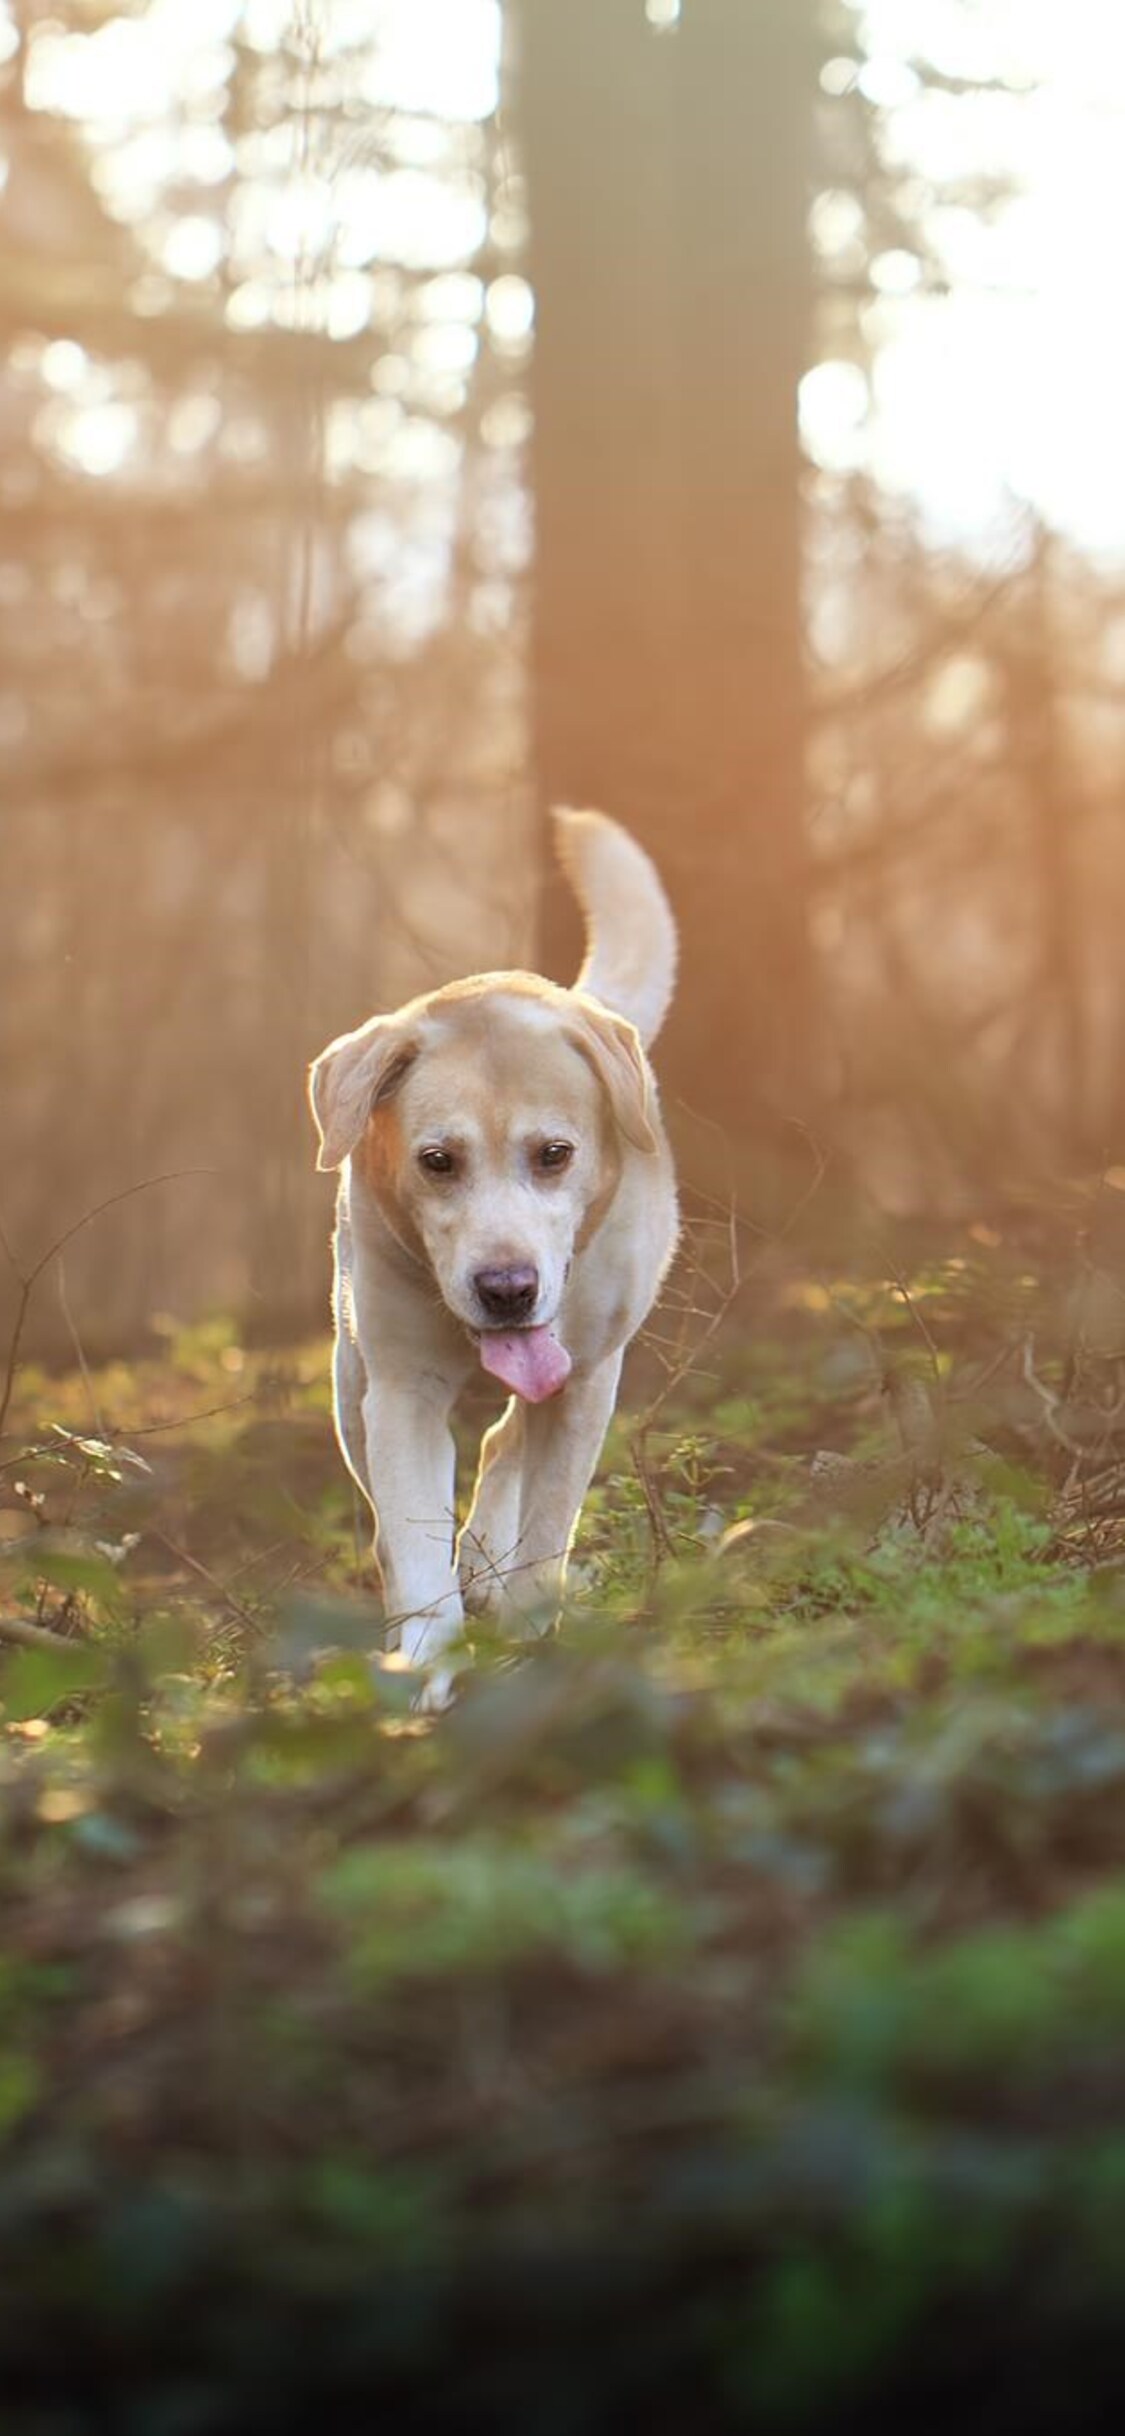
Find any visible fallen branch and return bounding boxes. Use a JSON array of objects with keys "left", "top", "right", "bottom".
[{"left": 0, "top": 1612, "right": 81, "bottom": 1653}]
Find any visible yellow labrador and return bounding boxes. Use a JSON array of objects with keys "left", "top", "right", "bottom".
[{"left": 308, "top": 810, "right": 678, "bottom": 1676}]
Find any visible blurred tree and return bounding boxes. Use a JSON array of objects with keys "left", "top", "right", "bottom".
[
  {"left": 3, "top": 0, "right": 1123, "bottom": 1364},
  {"left": 512, "top": 0, "right": 821, "bottom": 1153},
  {"left": 510, "top": 0, "right": 1077, "bottom": 1194},
  {"left": 0, "top": 0, "right": 526, "bottom": 1352}
]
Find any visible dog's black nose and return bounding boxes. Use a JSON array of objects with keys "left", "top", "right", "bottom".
[{"left": 475, "top": 1264, "right": 539, "bottom": 1324}]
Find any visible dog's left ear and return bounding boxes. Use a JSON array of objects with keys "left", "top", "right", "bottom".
[
  {"left": 567, "top": 1000, "right": 658, "bottom": 1154},
  {"left": 308, "top": 1016, "right": 419, "bottom": 1171}
]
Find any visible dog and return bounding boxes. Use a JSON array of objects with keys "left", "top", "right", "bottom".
[{"left": 308, "top": 809, "right": 679, "bottom": 1677}]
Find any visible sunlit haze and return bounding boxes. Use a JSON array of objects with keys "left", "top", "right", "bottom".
[
  {"left": 5, "top": 0, "right": 1123, "bottom": 558},
  {"left": 801, "top": 0, "right": 1125, "bottom": 555}
]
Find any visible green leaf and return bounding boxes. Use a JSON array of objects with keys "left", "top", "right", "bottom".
[
  {"left": 47, "top": 1425, "right": 151, "bottom": 1479},
  {"left": 134, "top": 1611, "right": 202, "bottom": 1681},
  {"left": 2, "top": 1640, "right": 109, "bottom": 1720},
  {"left": 311, "top": 1651, "right": 379, "bottom": 1705},
  {"left": 272, "top": 1588, "right": 385, "bottom": 1677},
  {"left": 0, "top": 2053, "right": 39, "bottom": 2141}
]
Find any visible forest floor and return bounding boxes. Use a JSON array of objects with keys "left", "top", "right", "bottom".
[{"left": 5, "top": 1197, "right": 1125, "bottom": 2428}]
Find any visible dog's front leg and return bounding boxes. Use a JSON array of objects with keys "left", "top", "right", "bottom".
[
  {"left": 363, "top": 1388, "right": 463, "bottom": 1670},
  {"left": 459, "top": 1397, "right": 525, "bottom": 1617},
  {"left": 491, "top": 1353, "right": 624, "bottom": 1628}
]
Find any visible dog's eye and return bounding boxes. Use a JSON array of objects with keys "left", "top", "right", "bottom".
[
  {"left": 418, "top": 1146, "right": 456, "bottom": 1177},
  {"left": 537, "top": 1141, "right": 574, "bottom": 1173}
]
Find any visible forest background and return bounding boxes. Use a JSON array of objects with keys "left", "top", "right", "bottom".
[{"left": 3, "top": 6, "right": 1125, "bottom": 2425}]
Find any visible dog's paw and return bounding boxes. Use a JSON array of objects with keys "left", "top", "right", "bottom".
[
  {"left": 397, "top": 1621, "right": 469, "bottom": 1715},
  {"left": 398, "top": 1607, "right": 462, "bottom": 1669},
  {"left": 410, "top": 1661, "right": 464, "bottom": 1715},
  {"left": 460, "top": 1568, "right": 503, "bottom": 1620},
  {"left": 459, "top": 1557, "right": 562, "bottom": 1637}
]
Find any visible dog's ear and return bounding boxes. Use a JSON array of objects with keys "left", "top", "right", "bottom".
[
  {"left": 308, "top": 1017, "right": 419, "bottom": 1172},
  {"left": 567, "top": 1000, "right": 658, "bottom": 1155}
]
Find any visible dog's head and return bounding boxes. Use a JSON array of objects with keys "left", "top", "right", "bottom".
[{"left": 309, "top": 978, "right": 659, "bottom": 1398}]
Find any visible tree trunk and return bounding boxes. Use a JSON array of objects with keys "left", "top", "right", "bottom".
[{"left": 514, "top": 0, "right": 818, "bottom": 1159}]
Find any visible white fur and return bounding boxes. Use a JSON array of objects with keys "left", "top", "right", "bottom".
[
  {"left": 555, "top": 806, "right": 678, "bottom": 1049},
  {"left": 309, "top": 812, "right": 679, "bottom": 1680}
]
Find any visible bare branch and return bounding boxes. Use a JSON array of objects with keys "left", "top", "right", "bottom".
[{"left": 0, "top": 1170, "right": 215, "bottom": 1442}]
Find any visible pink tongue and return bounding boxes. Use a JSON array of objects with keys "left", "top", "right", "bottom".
[{"left": 478, "top": 1324, "right": 572, "bottom": 1403}]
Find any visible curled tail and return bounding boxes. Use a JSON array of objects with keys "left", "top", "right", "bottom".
[{"left": 552, "top": 808, "right": 678, "bottom": 1049}]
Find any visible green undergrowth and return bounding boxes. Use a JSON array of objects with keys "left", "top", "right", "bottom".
[{"left": 5, "top": 1230, "right": 1125, "bottom": 2426}]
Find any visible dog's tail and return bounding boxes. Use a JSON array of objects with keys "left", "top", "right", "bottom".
[{"left": 552, "top": 808, "right": 677, "bottom": 1049}]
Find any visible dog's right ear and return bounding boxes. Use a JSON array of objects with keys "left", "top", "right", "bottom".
[{"left": 308, "top": 1017, "right": 419, "bottom": 1171}]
